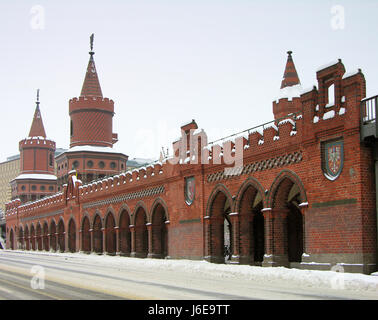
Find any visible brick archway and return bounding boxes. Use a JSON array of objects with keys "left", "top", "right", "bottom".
[
  {"left": 264, "top": 170, "right": 306, "bottom": 266},
  {"left": 81, "top": 215, "right": 91, "bottom": 253},
  {"left": 133, "top": 205, "right": 148, "bottom": 258},
  {"left": 50, "top": 220, "right": 57, "bottom": 252},
  {"left": 235, "top": 178, "right": 265, "bottom": 265},
  {"left": 150, "top": 200, "right": 169, "bottom": 259},
  {"left": 30, "top": 224, "right": 36, "bottom": 250},
  {"left": 205, "top": 185, "right": 233, "bottom": 264},
  {"left": 24, "top": 225, "right": 30, "bottom": 251},
  {"left": 57, "top": 219, "right": 65, "bottom": 252},
  {"left": 36, "top": 223, "right": 42, "bottom": 251},
  {"left": 92, "top": 214, "right": 103, "bottom": 254},
  {"left": 18, "top": 227, "right": 24, "bottom": 250},
  {"left": 9, "top": 228, "right": 14, "bottom": 250},
  {"left": 105, "top": 211, "right": 116, "bottom": 255},
  {"left": 118, "top": 207, "right": 131, "bottom": 256},
  {"left": 68, "top": 218, "right": 76, "bottom": 253},
  {"left": 43, "top": 222, "right": 49, "bottom": 251}
]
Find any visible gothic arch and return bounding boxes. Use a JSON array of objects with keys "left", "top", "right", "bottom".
[
  {"left": 42, "top": 220, "right": 49, "bottom": 251},
  {"left": 267, "top": 169, "right": 306, "bottom": 264},
  {"left": 49, "top": 219, "right": 57, "bottom": 252},
  {"left": 68, "top": 217, "right": 77, "bottom": 253},
  {"left": 117, "top": 204, "right": 132, "bottom": 226},
  {"left": 234, "top": 177, "right": 266, "bottom": 264},
  {"left": 267, "top": 169, "right": 307, "bottom": 209},
  {"left": 133, "top": 201, "right": 148, "bottom": 258},
  {"left": 104, "top": 207, "right": 117, "bottom": 228},
  {"left": 150, "top": 197, "right": 169, "bottom": 258},
  {"left": 104, "top": 208, "right": 117, "bottom": 254},
  {"left": 81, "top": 213, "right": 91, "bottom": 253},
  {"left": 205, "top": 184, "right": 234, "bottom": 217},
  {"left": 92, "top": 212, "right": 103, "bottom": 254},
  {"left": 204, "top": 184, "right": 234, "bottom": 263},
  {"left": 235, "top": 177, "right": 266, "bottom": 211},
  {"left": 118, "top": 204, "right": 132, "bottom": 256},
  {"left": 132, "top": 201, "right": 148, "bottom": 225},
  {"left": 150, "top": 197, "right": 169, "bottom": 222},
  {"left": 91, "top": 210, "right": 103, "bottom": 229}
]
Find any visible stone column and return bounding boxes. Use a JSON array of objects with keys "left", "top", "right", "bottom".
[
  {"left": 146, "top": 223, "right": 154, "bottom": 258},
  {"left": 299, "top": 203, "right": 309, "bottom": 263},
  {"left": 114, "top": 226, "right": 120, "bottom": 255},
  {"left": 203, "top": 216, "right": 211, "bottom": 261},
  {"left": 130, "top": 225, "right": 136, "bottom": 257},
  {"left": 229, "top": 212, "right": 240, "bottom": 264},
  {"left": 165, "top": 220, "right": 170, "bottom": 259},
  {"left": 101, "top": 227, "right": 105, "bottom": 255},
  {"left": 89, "top": 229, "right": 94, "bottom": 253},
  {"left": 262, "top": 208, "right": 289, "bottom": 267}
]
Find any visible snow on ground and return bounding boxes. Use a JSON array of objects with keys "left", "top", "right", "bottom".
[{"left": 5, "top": 250, "right": 378, "bottom": 294}]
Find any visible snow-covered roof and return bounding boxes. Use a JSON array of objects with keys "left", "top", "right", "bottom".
[
  {"left": 65, "top": 145, "right": 125, "bottom": 154},
  {"left": 342, "top": 69, "right": 361, "bottom": 80},
  {"left": 13, "top": 173, "right": 57, "bottom": 181},
  {"left": 316, "top": 59, "right": 341, "bottom": 72},
  {"left": 275, "top": 84, "right": 302, "bottom": 102}
]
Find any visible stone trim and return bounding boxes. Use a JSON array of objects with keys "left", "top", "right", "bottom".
[
  {"left": 21, "top": 209, "right": 64, "bottom": 222},
  {"left": 82, "top": 185, "right": 165, "bottom": 209},
  {"left": 312, "top": 198, "right": 356, "bottom": 208},
  {"left": 207, "top": 151, "right": 303, "bottom": 183}
]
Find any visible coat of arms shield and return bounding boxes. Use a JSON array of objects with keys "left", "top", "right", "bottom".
[
  {"left": 185, "top": 176, "right": 195, "bottom": 205},
  {"left": 324, "top": 140, "right": 344, "bottom": 180}
]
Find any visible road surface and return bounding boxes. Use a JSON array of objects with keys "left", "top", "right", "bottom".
[{"left": 0, "top": 250, "right": 377, "bottom": 300}]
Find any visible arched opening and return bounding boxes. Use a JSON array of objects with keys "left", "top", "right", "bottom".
[
  {"left": 30, "top": 225, "right": 36, "bottom": 250},
  {"left": 57, "top": 219, "right": 65, "bottom": 252},
  {"left": 207, "top": 189, "right": 232, "bottom": 263},
  {"left": 68, "top": 219, "right": 76, "bottom": 253},
  {"left": 9, "top": 229, "right": 14, "bottom": 250},
  {"left": 43, "top": 222, "right": 49, "bottom": 251},
  {"left": 24, "top": 226, "right": 30, "bottom": 251},
  {"left": 81, "top": 216, "right": 91, "bottom": 253},
  {"left": 238, "top": 184, "right": 265, "bottom": 265},
  {"left": 134, "top": 207, "right": 148, "bottom": 258},
  {"left": 105, "top": 213, "right": 116, "bottom": 255},
  {"left": 36, "top": 223, "right": 42, "bottom": 251},
  {"left": 93, "top": 215, "right": 103, "bottom": 254},
  {"left": 50, "top": 221, "right": 57, "bottom": 251},
  {"left": 272, "top": 177, "right": 304, "bottom": 264},
  {"left": 18, "top": 227, "right": 24, "bottom": 250},
  {"left": 151, "top": 203, "right": 168, "bottom": 258},
  {"left": 119, "top": 209, "right": 131, "bottom": 256}
]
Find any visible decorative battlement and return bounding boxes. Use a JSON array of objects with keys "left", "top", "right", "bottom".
[{"left": 19, "top": 137, "right": 56, "bottom": 149}]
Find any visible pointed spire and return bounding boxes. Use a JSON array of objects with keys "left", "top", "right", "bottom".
[
  {"left": 28, "top": 89, "right": 47, "bottom": 138},
  {"left": 280, "top": 51, "right": 301, "bottom": 89},
  {"left": 80, "top": 34, "right": 103, "bottom": 97}
]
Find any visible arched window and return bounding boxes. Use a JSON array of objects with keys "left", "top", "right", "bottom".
[{"left": 70, "top": 120, "right": 73, "bottom": 137}]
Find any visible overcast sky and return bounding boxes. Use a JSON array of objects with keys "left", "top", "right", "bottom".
[{"left": 0, "top": 0, "right": 377, "bottom": 163}]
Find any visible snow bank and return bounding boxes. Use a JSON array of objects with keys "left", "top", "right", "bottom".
[{"left": 8, "top": 250, "right": 378, "bottom": 293}]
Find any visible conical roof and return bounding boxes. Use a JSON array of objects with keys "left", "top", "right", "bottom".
[
  {"left": 80, "top": 52, "right": 103, "bottom": 97},
  {"left": 28, "top": 90, "right": 46, "bottom": 138},
  {"left": 280, "top": 51, "right": 301, "bottom": 89}
]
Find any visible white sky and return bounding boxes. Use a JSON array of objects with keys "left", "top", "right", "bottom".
[{"left": 0, "top": 0, "right": 377, "bottom": 162}]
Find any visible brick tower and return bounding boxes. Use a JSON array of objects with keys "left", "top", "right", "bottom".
[
  {"left": 273, "top": 51, "right": 302, "bottom": 119},
  {"left": 56, "top": 35, "right": 128, "bottom": 187},
  {"left": 10, "top": 90, "right": 58, "bottom": 203}
]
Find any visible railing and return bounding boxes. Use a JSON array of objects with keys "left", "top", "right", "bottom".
[
  {"left": 208, "top": 111, "right": 301, "bottom": 147},
  {"left": 361, "top": 95, "right": 378, "bottom": 124},
  {"left": 360, "top": 95, "right": 378, "bottom": 140}
]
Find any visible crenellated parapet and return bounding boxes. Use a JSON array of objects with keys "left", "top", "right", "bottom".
[{"left": 69, "top": 96, "right": 114, "bottom": 114}]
